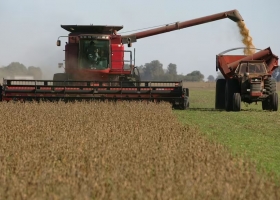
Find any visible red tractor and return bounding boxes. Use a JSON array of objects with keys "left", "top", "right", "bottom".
[
  {"left": 0, "top": 9, "right": 244, "bottom": 109},
  {"left": 215, "top": 47, "right": 279, "bottom": 111}
]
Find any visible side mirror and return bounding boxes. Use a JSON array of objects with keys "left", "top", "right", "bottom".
[
  {"left": 127, "top": 38, "right": 132, "bottom": 47},
  {"left": 56, "top": 40, "right": 61, "bottom": 46}
]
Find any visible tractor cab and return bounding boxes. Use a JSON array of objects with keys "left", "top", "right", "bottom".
[{"left": 235, "top": 60, "right": 268, "bottom": 77}]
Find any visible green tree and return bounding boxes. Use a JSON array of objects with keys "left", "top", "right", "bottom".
[
  {"left": 183, "top": 70, "right": 204, "bottom": 82},
  {"left": 207, "top": 75, "right": 215, "bottom": 82},
  {"left": 165, "top": 63, "right": 177, "bottom": 81},
  {"left": 0, "top": 62, "right": 43, "bottom": 79},
  {"left": 141, "top": 60, "right": 165, "bottom": 81}
]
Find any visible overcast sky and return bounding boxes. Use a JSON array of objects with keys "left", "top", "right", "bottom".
[{"left": 0, "top": 0, "right": 279, "bottom": 79}]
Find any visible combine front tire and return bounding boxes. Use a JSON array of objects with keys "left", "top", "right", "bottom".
[
  {"left": 182, "top": 97, "right": 189, "bottom": 110},
  {"left": 180, "top": 88, "right": 189, "bottom": 110},
  {"left": 232, "top": 93, "right": 241, "bottom": 111},
  {"left": 215, "top": 79, "right": 226, "bottom": 109}
]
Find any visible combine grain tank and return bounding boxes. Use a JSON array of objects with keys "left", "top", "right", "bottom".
[
  {"left": 0, "top": 9, "right": 244, "bottom": 109},
  {"left": 215, "top": 47, "right": 279, "bottom": 111}
]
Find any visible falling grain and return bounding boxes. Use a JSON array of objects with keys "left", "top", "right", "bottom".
[{"left": 237, "top": 21, "right": 256, "bottom": 55}]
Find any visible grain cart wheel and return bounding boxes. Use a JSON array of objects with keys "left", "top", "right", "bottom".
[
  {"left": 271, "top": 92, "right": 278, "bottom": 111},
  {"left": 232, "top": 93, "right": 241, "bottom": 111},
  {"left": 215, "top": 79, "right": 226, "bottom": 109},
  {"left": 225, "top": 79, "right": 239, "bottom": 111}
]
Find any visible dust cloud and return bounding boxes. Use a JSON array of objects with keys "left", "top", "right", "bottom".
[{"left": 237, "top": 21, "right": 256, "bottom": 55}]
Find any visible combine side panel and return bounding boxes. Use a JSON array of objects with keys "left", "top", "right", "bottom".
[
  {"left": 111, "top": 44, "right": 124, "bottom": 70},
  {"left": 0, "top": 79, "right": 188, "bottom": 109}
]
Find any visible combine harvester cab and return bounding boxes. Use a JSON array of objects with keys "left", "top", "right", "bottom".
[
  {"left": 0, "top": 9, "right": 244, "bottom": 109},
  {"left": 215, "top": 47, "right": 279, "bottom": 111}
]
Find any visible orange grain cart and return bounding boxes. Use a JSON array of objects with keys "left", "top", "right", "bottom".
[{"left": 215, "top": 47, "right": 279, "bottom": 111}]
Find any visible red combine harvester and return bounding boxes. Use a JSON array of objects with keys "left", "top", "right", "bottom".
[
  {"left": 0, "top": 9, "right": 243, "bottom": 109},
  {"left": 215, "top": 47, "right": 279, "bottom": 111}
]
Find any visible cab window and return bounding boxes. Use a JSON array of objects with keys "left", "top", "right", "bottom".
[{"left": 78, "top": 39, "right": 109, "bottom": 69}]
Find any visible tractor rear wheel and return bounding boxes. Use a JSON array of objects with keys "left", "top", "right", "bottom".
[
  {"left": 215, "top": 79, "right": 226, "bottom": 109},
  {"left": 264, "top": 77, "right": 276, "bottom": 95},
  {"left": 271, "top": 92, "right": 278, "bottom": 111},
  {"left": 271, "top": 79, "right": 277, "bottom": 93},
  {"left": 232, "top": 93, "right": 241, "bottom": 111}
]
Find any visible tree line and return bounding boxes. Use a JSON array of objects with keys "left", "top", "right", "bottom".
[
  {"left": 136, "top": 60, "right": 207, "bottom": 82},
  {"left": 0, "top": 62, "right": 42, "bottom": 80},
  {"left": 1, "top": 61, "right": 279, "bottom": 82}
]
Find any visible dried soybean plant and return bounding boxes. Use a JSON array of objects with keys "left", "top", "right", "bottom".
[{"left": 0, "top": 101, "right": 279, "bottom": 200}]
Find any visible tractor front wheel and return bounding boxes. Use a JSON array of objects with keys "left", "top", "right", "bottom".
[
  {"left": 232, "top": 93, "right": 241, "bottom": 111},
  {"left": 225, "top": 79, "right": 239, "bottom": 111},
  {"left": 262, "top": 99, "right": 269, "bottom": 110},
  {"left": 271, "top": 92, "right": 278, "bottom": 111}
]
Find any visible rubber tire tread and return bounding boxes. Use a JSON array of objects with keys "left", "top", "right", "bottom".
[
  {"left": 271, "top": 79, "right": 276, "bottom": 93},
  {"left": 264, "top": 79, "right": 270, "bottom": 95},
  {"left": 181, "top": 88, "right": 189, "bottom": 110},
  {"left": 232, "top": 93, "right": 241, "bottom": 112},
  {"left": 271, "top": 92, "right": 278, "bottom": 111}
]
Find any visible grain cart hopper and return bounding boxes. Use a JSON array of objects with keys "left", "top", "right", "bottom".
[
  {"left": 215, "top": 47, "right": 279, "bottom": 111},
  {"left": 0, "top": 9, "right": 243, "bottom": 109}
]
